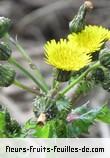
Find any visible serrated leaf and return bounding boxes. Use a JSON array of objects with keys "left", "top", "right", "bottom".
[
  {"left": 0, "top": 108, "right": 21, "bottom": 138},
  {"left": 34, "top": 120, "right": 67, "bottom": 138},
  {"left": 56, "top": 97, "right": 71, "bottom": 111},
  {"left": 76, "top": 79, "right": 95, "bottom": 96},
  {"left": 71, "top": 101, "right": 90, "bottom": 115},
  {"left": 97, "top": 105, "right": 110, "bottom": 123},
  {"left": 67, "top": 106, "right": 104, "bottom": 137},
  {"left": 23, "top": 119, "right": 67, "bottom": 138},
  {"left": 34, "top": 123, "right": 53, "bottom": 138}
]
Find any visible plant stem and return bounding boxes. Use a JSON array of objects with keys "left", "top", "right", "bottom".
[
  {"left": 4, "top": 33, "right": 49, "bottom": 91},
  {"left": 8, "top": 57, "right": 48, "bottom": 93},
  {"left": 14, "top": 80, "right": 38, "bottom": 95},
  {"left": 59, "top": 61, "right": 100, "bottom": 96}
]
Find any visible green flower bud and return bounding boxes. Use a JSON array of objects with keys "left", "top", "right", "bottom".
[
  {"left": 69, "top": 1, "right": 93, "bottom": 33},
  {"left": 101, "top": 69, "right": 110, "bottom": 92},
  {"left": 55, "top": 69, "right": 71, "bottom": 82},
  {"left": 33, "top": 96, "right": 48, "bottom": 117},
  {"left": 33, "top": 96, "right": 57, "bottom": 120},
  {"left": 0, "top": 64, "right": 16, "bottom": 87},
  {"left": 92, "top": 68, "right": 105, "bottom": 83},
  {"left": 0, "top": 42, "right": 12, "bottom": 60},
  {"left": 0, "top": 17, "right": 11, "bottom": 38},
  {"left": 99, "top": 47, "right": 110, "bottom": 69}
]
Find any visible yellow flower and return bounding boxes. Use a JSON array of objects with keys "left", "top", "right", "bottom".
[
  {"left": 68, "top": 25, "right": 110, "bottom": 53},
  {"left": 44, "top": 39, "right": 91, "bottom": 71}
]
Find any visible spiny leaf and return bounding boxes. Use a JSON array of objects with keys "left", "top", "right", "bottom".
[
  {"left": 76, "top": 79, "right": 95, "bottom": 95},
  {"left": 23, "top": 119, "right": 67, "bottom": 138},
  {"left": 67, "top": 109, "right": 98, "bottom": 137},
  {"left": 0, "top": 107, "right": 21, "bottom": 137},
  {"left": 97, "top": 105, "right": 110, "bottom": 123},
  {"left": 71, "top": 101, "right": 90, "bottom": 115},
  {"left": 66, "top": 104, "right": 110, "bottom": 137},
  {"left": 56, "top": 97, "right": 71, "bottom": 112}
]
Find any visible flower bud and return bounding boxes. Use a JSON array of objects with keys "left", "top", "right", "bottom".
[
  {"left": 99, "top": 47, "right": 110, "bottom": 69},
  {"left": 0, "top": 64, "right": 16, "bottom": 87},
  {"left": 101, "top": 69, "right": 110, "bottom": 92},
  {"left": 69, "top": 1, "right": 93, "bottom": 33},
  {"left": 33, "top": 96, "right": 48, "bottom": 117},
  {"left": 55, "top": 69, "right": 71, "bottom": 82},
  {"left": 0, "top": 42, "right": 12, "bottom": 60},
  {"left": 92, "top": 68, "right": 105, "bottom": 83},
  {"left": 0, "top": 17, "right": 11, "bottom": 38}
]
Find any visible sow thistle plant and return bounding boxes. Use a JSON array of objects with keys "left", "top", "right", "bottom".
[{"left": 1, "top": 1, "right": 110, "bottom": 138}]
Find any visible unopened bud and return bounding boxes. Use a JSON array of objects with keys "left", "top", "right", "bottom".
[
  {"left": 99, "top": 47, "right": 110, "bottom": 69},
  {"left": 0, "top": 17, "right": 11, "bottom": 38},
  {"left": 0, "top": 42, "right": 12, "bottom": 60},
  {"left": 55, "top": 69, "right": 71, "bottom": 82},
  {"left": 0, "top": 64, "right": 15, "bottom": 87},
  {"left": 69, "top": 1, "right": 93, "bottom": 33}
]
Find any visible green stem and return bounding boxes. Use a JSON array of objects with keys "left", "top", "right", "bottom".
[
  {"left": 59, "top": 61, "right": 100, "bottom": 96},
  {"left": 8, "top": 57, "right": 48, "bottom": 93},
  {"left": 14, "top": 80, "right": 38, "bottom": 95},
  {"left": 4, "top": 33, "right": 49, "bottom": 91}
]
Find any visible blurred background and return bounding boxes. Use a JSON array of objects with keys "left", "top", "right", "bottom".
[{"left": 0, "top": 0, "right": 110, "bottom": 137}]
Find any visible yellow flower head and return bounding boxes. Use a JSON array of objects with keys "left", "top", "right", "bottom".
[
  {"left": 44, "top": 39, "right": 91, "bottom": 71},
  {"left": 68, "top": 25, "right": 110, "bottom": 54}
]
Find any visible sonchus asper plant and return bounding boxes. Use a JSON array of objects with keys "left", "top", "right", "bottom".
[{"left": 1, "top": 1, "right": 110, "bottom": 138}]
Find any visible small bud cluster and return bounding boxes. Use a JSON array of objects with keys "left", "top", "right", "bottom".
[{"left": 0, "top": 17, "right": 15, "bottom": 87}]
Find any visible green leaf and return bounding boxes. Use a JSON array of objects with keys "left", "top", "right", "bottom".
[
  {"left": 76, "top": 79, "right": 95, "bottom": 96},
  {"left": 22, "top": 119, "right": 54, "bottom": 138},
  {"left": 67, "top": 109, "right": 98, "bottom": 137},
  {"left": 97, "top": 105, "right": 110, "bottom": 123},
  {"left": 34, "top": 124, "right": 51, "bottom": 138},
  {"left": 67, "top": 105, "right": 102, "bottom": 137},
  {"left": 0, "top": 107, "right": 21, "bottom": 138},
  {"left": 23, "top": 119, "right": 67, "bottom": 138},
  {"left": 56, "top": 97, "right": 71, "bottom": 111},
  {"left": 34, "top": 120, "right": 67, "bottom": 138},
  {"left": 71, "top": 101, "right": 90, "bottom": 115},
  {"left": 67, "top": 105, "right": 109, "bottom": 137},
  {"left": 0, "top": 111, "right": 6, "bottom": 137}
]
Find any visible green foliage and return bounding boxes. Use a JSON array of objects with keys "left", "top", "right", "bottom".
[
  {"left": 0, "top": 111, "right": 6, "bottom": 137},
  {"left": 71, "top": 102, "right": 89, "bottom": 115},
  {"left": 76, "top": 79, "right": 95, "bottom": 96},
  {"left": 22, "top": 119, "right": 67, "bottom": 138},
  {"left": 0, "top": 107, "right": 21, "bottom": 137},
  {"left": 97, "top": 105, "right": 110, "bottom": 123},
  {"left": 22, "top": 103, "right": 110, "bottom": 138},
  {"left": 0, "top": 64, "right": 16, "bottom": 87},
  {"left": 56, "top": 97, "right": 71, "bottom": 112},
  {"left": 66, "top": 103, "right": 110, "bottom": 137},
  {"left": 33, "top": 96, "right": 48, "bottom": 117}
]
